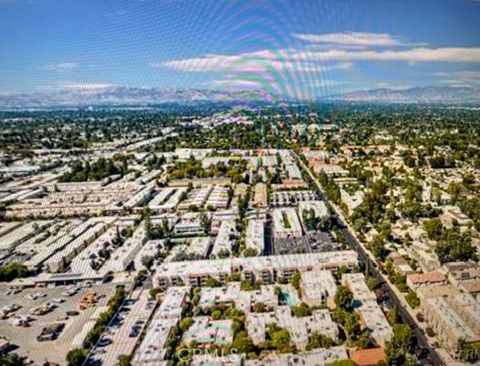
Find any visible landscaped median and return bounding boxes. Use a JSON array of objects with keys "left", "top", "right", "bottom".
[{"left": 66, "top": 285, "right": 126, "bottom": 366}]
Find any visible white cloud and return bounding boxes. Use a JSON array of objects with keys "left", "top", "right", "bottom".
[
  {"left": 155, "top": 32, "right": 480, "bottom": 98},
  {"left": 309, "top": 47, "right": 480, "bottom": 63},
  {"left": 159, "top": 46, "right": 480, "bottom": 76},
  {"left": 436, "top": 70, "right": 480, "bottom": 87},
  {"left": 293, "top": 32, "right": 411, "bottom": 47},
  {"left": 156, "top": 49, "right": 354, "bottom": 73},
  {"left": 42, "top": 62, "right": 79, "bottom": 71},
  {"left": 60, "top": 82, "right": 114, "bottom": 90},
  {"left": 374, "top": 82, "right": 411, "bottom": 90},
  {"left": 54, "top": 81, "right": 116, "bottom": 91}
]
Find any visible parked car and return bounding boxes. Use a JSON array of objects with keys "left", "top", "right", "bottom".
[
  {"left": 97, "top": 337, "right": 112, "bottom": 347},
  {"left": 129, "top": 326, "right": 140, "bottom": 337}
]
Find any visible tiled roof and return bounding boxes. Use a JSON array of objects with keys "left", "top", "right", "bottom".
[{"left": 350, "top": 348, "right": 385, "bottom": 366}]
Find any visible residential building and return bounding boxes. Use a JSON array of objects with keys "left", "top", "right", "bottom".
[
  {"left": 300, "top": 270, "right": 337, "bottom": 308},
  {"left": 272, "top": 207, "right": 303, "bottom": 239}
]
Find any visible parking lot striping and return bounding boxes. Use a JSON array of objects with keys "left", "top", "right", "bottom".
[
  {"left": 87, "top": 289, "right": 156, "bottom": 365},
  {"left": 0, "top": 283, "right": 118, "bottom": 365}
]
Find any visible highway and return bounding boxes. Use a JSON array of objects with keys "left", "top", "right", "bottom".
[{"left": 295, "top": 152, "right": 445, "bottom": 366}]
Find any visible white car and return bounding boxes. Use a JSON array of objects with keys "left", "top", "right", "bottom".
[
  {"left": 11, "top": 287, "right": 22, "bottom": 294},
  {"left": 26, "top": 292, "right": 47, "bottom": 300}
]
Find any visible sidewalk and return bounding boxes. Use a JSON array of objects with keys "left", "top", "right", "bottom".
[{"left": 295, "top": 152, "right": 449, "bottom": 366}]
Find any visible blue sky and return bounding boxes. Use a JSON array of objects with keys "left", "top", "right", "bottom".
[{"left": 1, "top": 0, "right": 480, "bottom": 99}]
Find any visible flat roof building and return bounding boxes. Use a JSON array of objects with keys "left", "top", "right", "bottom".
[
  {"left": 174, "top": 212, "right": 203, "bottom": 235},
  {"left": 182, "top": 317, "right": 234, "bottom": 347},
  {"left": 245, "top": 219, "right": 265, "bottom": 255},
  {"left": 253, "top": 183, "right": 267, "bottom": 207},
  {"left": 205, "top": 185, "right": 230, "bottom": 209},
  {"left": 245, "top": 346, "right": 349, "bottom": 366},
  {"left": 198, "top": 282, "right": 277, "bottom": 314},
  {"left": 211, "top": 220, "right": 237, "bottom": 258},
  {"left": 272, "top": 207, "right": 303, "bottom": 239},
  {"left": 422, "top": 296, "right": 480, "bottom": 356},
  {"left": 246, "top": 306, "right": 338, "bottom": 350},
  {"left": 185, "top": 236, "right": 212, "bottom": 259},
  {"left": 300, "top": 270, "right": 337, "bottom": 308},
  {"left": 178, "top": 186, "right": 212, "bottom": 210},
  {"left": 156, "top": 250, "right": 358, "bottom": 289},
  {"left": 342, "top": 273, "right": 392, "bottom": 346},
  {"left": 286, "top": 164, "right": 302, "bottom": 180}
]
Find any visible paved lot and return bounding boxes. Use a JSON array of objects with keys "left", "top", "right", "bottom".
[
  {"left": 0, "top": 283, "right": 117, "bottom": 365},
  {"left": 273, "top": 231, "right": 336, "bottom": 254},
  {"left": 87, "top": 289, "right": 156, "bottom": 366}
]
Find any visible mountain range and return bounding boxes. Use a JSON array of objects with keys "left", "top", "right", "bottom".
[
  {"left": 0, "top": 86, "right": 479, "bottom": 108},
  {"left": 0, "top": 87, "right": 266, "bottom": 109},
  {"left": 326, "top": 86, "right": 480, "bottom": 104}
]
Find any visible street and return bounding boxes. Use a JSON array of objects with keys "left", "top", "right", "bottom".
[{"left": 295, "top": 152, "right": 445, "bottom": 366}]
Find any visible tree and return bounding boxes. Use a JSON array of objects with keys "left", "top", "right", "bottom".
[
  {"left": 243, "top": 247, "right": 258, "bottom": 257},
  {"left": 200, "top": 212, "right": 210, "bottom": 233},
  {"left": 292, "top": 302, "right": 312, "bottom": 317},
  {"left": 405, "top": 290, "right": 420, "bottom": 309},
  {"left": 335, "top": 286, "right": 353, "bottom": 311},
  {"left": 423, "top": 218, "right": 443, "bottom": 241},
  {"left": 227, "top": 272, "right": 241, "bottom": 282},
  {"left": 149, "top": 287, "right": 161, "bottom": 299},
  {"left": 211, "top": 310, "right": 222, "bottom": 320},
  {"left": 217, "top": 248, "right": 231, "bottom": 258},
  {"left": 462, "top": 173, "right": 476, "bottom": 186},
  {"left": 144, "top": 214, "right": 153, "bottom": 240},
  {"left": 369, "top": 235, "right": 387, "bottom": 260},
  {"left": 253, "top": 302, "right": 267, "bottom": 313},
  {"left": 387, "top": 302, "right": 400, "bottom": 325},
  {"left": 344, "top": 312, "right": 361, "bottom": 340},
  {"left": 141, "top": 255, "right": 154, "bottom": 271},
  {"left": 435, "top": 229, "right": 476, "bottom": 263},
  {"left": 0, "top": 353, "right": 27, "bottom": 366},
  {"left": 205, "top": 276, "right": 222, "bottom": 287},
  {"left": 231, "top": 331, "right": 255, "bottom": 353},
  {"left": 459, "top": 197, "right": 480, "bottom": 231},
  {"left": 290, "top": 272, "right": 301, "bottom": 290},
  {"left": 306, "top": 332, "right": 336, "bottom": 351},
  {"left": 59, "top": 157, "right": 126, "bottom": 182},
  {"left": 0, "top": 262, "right": 30, "bottom": 282},
  {"left": 241, "top": 279, "right": 262, "bottom": 291},
  {"left": 66, "top": 348, "right": 88, "bottom": 366},
  {"left": 330, "top": 360, "right": 358, "bottom": 366},
  {"left": 367, "top": 277, "right": 382, "bottom": 291},
  {"left": 180, "top": 317, "right": 194, "bottom": 332},
  {"left": 118, "top": 355, "right": 132, "bottom": 366},
  {"left": 385, "top": 324, "right": 413, "bottom": 365},
  {"left": 270, "top": 327, "right": 291, "bottom": 352}
]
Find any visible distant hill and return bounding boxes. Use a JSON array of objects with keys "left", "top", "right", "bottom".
[
  {"left": 325, "top": 86, "right": 480, "bottom": 104},
  {"left": 0, "top": 87, "right": 266, "bottom": 108},
  {"left": 1, "top": 85, "right": 479, "bottom": 108}
]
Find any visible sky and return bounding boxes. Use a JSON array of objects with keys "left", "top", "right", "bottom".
[{"left": 1, "top": 0, "right": 480, "bottom": 100}]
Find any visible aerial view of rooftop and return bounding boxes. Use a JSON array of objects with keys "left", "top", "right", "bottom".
[{"left": 0, "top": 1, "right": 480, "bottom": 365}]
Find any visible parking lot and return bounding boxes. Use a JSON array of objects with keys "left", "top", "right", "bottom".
[
  {"left": 0, "top": 283, "right": 118, "bottom": 365},
  {"left": 273, "top": 231, "right": 337, "bottom": 254},
  {"left": 87, "top": 289, "right": 157, "bottom": 366}
]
